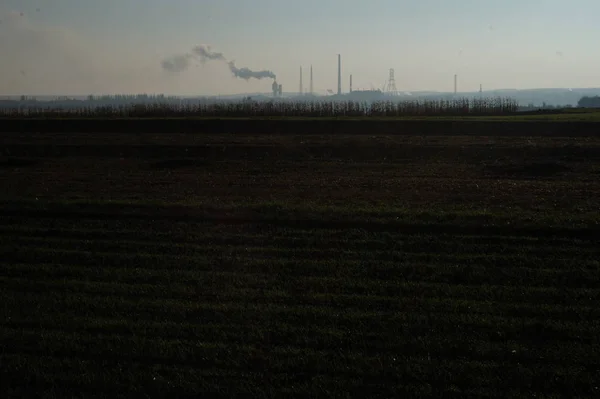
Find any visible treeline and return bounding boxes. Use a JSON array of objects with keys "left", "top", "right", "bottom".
[
  {"left": 0, "top": 98, "right": 518, "bottom": 118},
  {"left": 0, "top": 94, "right": 186, "bottom": 109},
  {"left": 578, "top": 96, "right": 600, "bottom": 108}
]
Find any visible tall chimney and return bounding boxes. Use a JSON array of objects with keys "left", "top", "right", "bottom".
[
  {"left": 310, "top": 65, "right": 313, "bottom": 95},
  {"left": 300, "top": 66, "right": 303, "bottom": 96},
  {"left": 454, "top": 74, "right": 457, "bottom": 95},
  {"left": 337, "top": 54, "right": 341, "bottom": 95},
  {"left": 350, "top": 74, "right": 353, "bottom": 93}
]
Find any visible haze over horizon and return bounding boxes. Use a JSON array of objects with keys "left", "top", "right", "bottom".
[{"left": 1, "top": 0, "right": 599, "bottom": 96}]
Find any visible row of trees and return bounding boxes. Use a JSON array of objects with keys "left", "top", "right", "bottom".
[
  {"left": 0, "top": 98, "right": 519, "bottom": 118},
  {"left": 577, "top": 96, "right": 600, "bottom": 108}
]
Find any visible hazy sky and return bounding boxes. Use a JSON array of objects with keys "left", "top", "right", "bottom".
[{"left": 1, "top": 0, "right": 599, "bottom": 95}]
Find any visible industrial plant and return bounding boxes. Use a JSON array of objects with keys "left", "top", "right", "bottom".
[
  {"left": 252, "top": 50, "right": 533, "bottom": 107},
  {"left": 7, "top": 48, "right": 594, "bottom": 109},
  {"left": 271, "top": 80, "right": 283, "bottom": 97},
  {"left": 268, "top": 53, "right": 466, "bottom": 103}
]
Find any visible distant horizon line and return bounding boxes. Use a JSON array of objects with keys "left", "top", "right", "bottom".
[{"left": 3, "top": 87, "right": 600, "bottom": 99}]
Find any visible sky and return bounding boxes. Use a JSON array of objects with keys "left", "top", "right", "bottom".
[{"left": 1, "top": 0, "right": 600, "bottom": 96}]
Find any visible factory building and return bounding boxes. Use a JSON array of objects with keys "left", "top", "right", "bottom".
[{"left": 272, "top": 80, "right": 283, "bottom": 97}]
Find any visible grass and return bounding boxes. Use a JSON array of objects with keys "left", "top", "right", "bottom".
[
  {"left": 5, "top": 112, "right": 600, "bottom": 121},
  {"left": 1, "top": 128, "right": 599, "bottom": 398}
]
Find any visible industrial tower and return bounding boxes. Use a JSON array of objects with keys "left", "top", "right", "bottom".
[
  {"left": 384, "top": 68, "right": 398, "bottom": 96},
  {"left": 454, "top": 74, "right": 458, "bottom": 95},
  {"left": 272, "top": 80, "right": 282, "bottom": 97},
  {"left": 310, "top": 65, "right": 313, "bottom": 95},
  {"left": 337, "top": 54, "right": 341, "bottom": 95},
  {"left": 300, "top": 66, "right": 303, "bottom": 96}
]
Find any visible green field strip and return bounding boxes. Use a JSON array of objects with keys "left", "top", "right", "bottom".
[
  {"left": 4, "top": 241, "right": 598, "bottom": 271},
  {"left": 1, "top": 326, "right": 598, "bottom": 382},
  {"left": 1, "top": 354, "right": 559, "bottom": 399},
  {"left": 3, "top": 262, "right": 598, "bottom": 306},
  {"left": 4, "top": 290, "right": 599, "bottom": 346},
  {"left": 2, "top": 299, "right": 598, "bottom": 344},
  {"left": 3, "top": 247, "right": 599, "bottom": 289},
  {"left": 2, "top": 268, "right": 600, "bottom": 317},
  {"left": 3, "top": 257, "right": 599, "bottom": 295},
  {"left": 2, "top": 201, "right": 599, "bottom": 234},
  {"left": 23, "top": 135, "right": 595, "bottom": 145},
  {"left": 3, "top": 275, "right": 599, "bottom": 325},
  {"left": 0, "top": 354, "right": 302, "bottom": 399},
  {"left": 2, "top": 261, "right": 596, "bottom": 295},
  {"left": 2, "top": 201, "right": 598, "bottom": 230},
  {"left": 2, "top": 232, "right": 598, "bottom": 260},
  {"left": 1, "top": 224, "right": 598, "bottom": 250},
  {"left": 5, "top": 130, "right": 592, "bottom": 142},
  {"left": 0, "top": 225, "right": 598, "bottom": 252},
  {"left": 3, "top": 113, "right": 600, "bottom": 123},
  {"left": 2, "top": 294, "right": 599, "bottom": 395},
  {"left": 2, "top": 349, "right": 594, "bottom": 397},
  {"left": 2, "top": 208, "right": 598, "bottom": 237},
  {"left": 6, "top": 112, "right": 600, "bottom": 120},
  {"left": 2, "top": 325, "right": 598, "bottom": 371}
]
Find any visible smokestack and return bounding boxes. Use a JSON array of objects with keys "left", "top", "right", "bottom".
[
  {"left": 454, "top": 74, "right": 457, "bottom": 95},
  {"left": 300, "top": 66, "right": 303, "bottom": 96},
  {"left": 350, "top": 74, "right": 353, "bottom": 93},
  {"left": 337, "top": 54, "right": 341, "bottom": 95},
  {"left": 310, "top": 65, "right": 313, "bottom": 95}
]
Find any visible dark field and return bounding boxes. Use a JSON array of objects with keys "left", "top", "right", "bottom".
[
  {"left": 4, "top": 116, "right": 600, "bottom": 136},
  {"left": 1, "top": 123, "right": 600, "bottom": 398}
]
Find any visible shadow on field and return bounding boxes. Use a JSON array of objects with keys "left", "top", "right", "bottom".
[
  {"left": 484, "top": 161, "right": 572, "bottom": 179},
  {"left": 0, "top": 158, "right": 39, "bottom": 168},
  {"left": 149, "top": 159, "right": 211, "bottom": 169}
]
